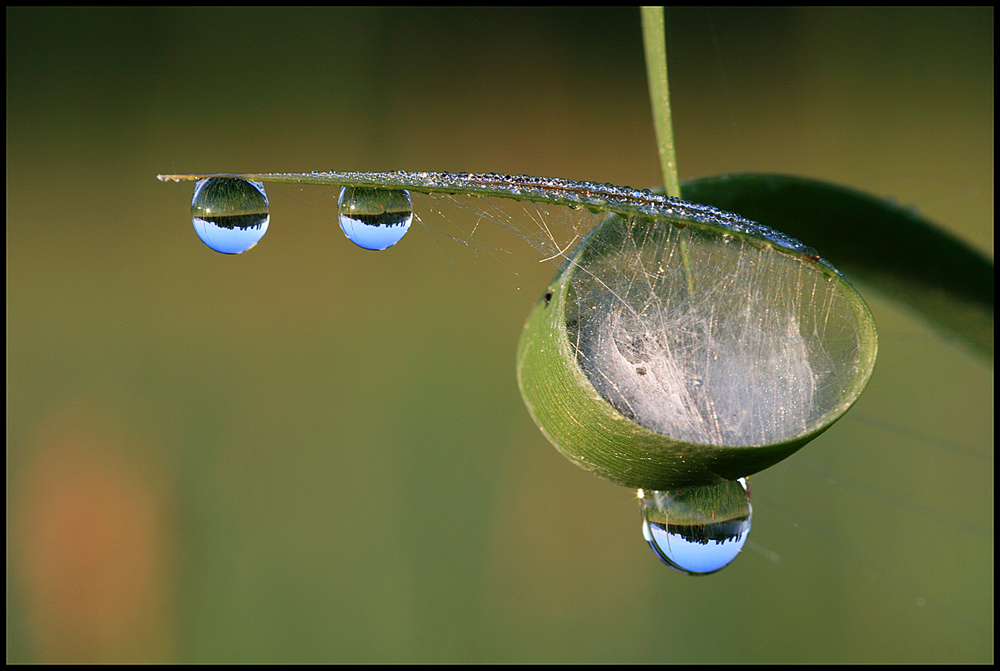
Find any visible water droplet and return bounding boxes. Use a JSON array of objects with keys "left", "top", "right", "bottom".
[
  {"left": 337, "top": 187, "right": 413, "bottom": 251},
  {"left": 638, "top": 479, "right": 752, "bottom": 575},
  {"left": 801, "top": 246, "right": 821, "bottom": 262},
  {"left": 190, "top": 177, "right": 269, "bottom": 254}
]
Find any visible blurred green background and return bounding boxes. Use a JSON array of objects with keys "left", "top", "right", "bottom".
[{"left": 6, "top": 7, "right": 992, "bottom": 663}]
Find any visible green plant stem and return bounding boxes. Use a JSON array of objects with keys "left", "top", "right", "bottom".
[{"left": 641, "top": 6, "right": 680, "bottom": 199}]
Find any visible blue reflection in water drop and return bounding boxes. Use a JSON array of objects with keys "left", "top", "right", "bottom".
[
  {"left": 338, "top": 186, "right": 413, "bottom": 251},
  {"left": 639, "top": 478, "right": 751, "bottom": 575},
  {"left": 191, "top": 177, "right": 269, "bottom": 254}
]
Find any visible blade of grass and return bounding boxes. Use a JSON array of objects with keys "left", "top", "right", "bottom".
[{"left": 641, "top": 6, "right": 679, "bottom": 198}]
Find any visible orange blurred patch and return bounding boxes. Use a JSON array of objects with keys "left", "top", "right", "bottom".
[{"left": 13, "top": 403, "right": 175, "bottom": 663}]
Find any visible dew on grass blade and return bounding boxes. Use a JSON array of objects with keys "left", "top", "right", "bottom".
[
  {"left": 190, "top": 177, "right": 269, "bottom": 254},
  {"left": 162, "top": 169, "right": 882, "bottom": 581},
  {"left": 167, "top": 171, "right": 877, "bottom": 489},
  {"left": 338, "top": 186, "right": 413, "bottom": 251},
  {"left": 639, "top": 479, "right": 751, "bottom": 575}
]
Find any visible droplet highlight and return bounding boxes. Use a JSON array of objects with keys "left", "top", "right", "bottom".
[
  {"left": 638, "top": 479, "right": 752, "bottom": 575},
  {"left": 191, "top": 177, "right": 269, "bottom": 254},
  {"left": 337, "top": 187, "right": 413, "bottom": 251}
]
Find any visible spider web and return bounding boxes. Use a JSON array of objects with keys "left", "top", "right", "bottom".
[
  {"left": 565, "top": 215, "right": 855, "bottom": 446},
  {"left": 280, "top": 182, "right": 863, "bottom": 448},
  {"left": 397, "top": 189, "right": 861, "bottom": 448}
]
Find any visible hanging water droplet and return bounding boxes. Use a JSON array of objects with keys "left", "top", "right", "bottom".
[
  {"left": 190, "top": 177, "right": 269, "bottom": 254},
  {"left": 638, "top": 479, "right": 752, "bottom": 575},
  {"left": 337, "top": 186, "right": 413, "bottom": 251}
]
